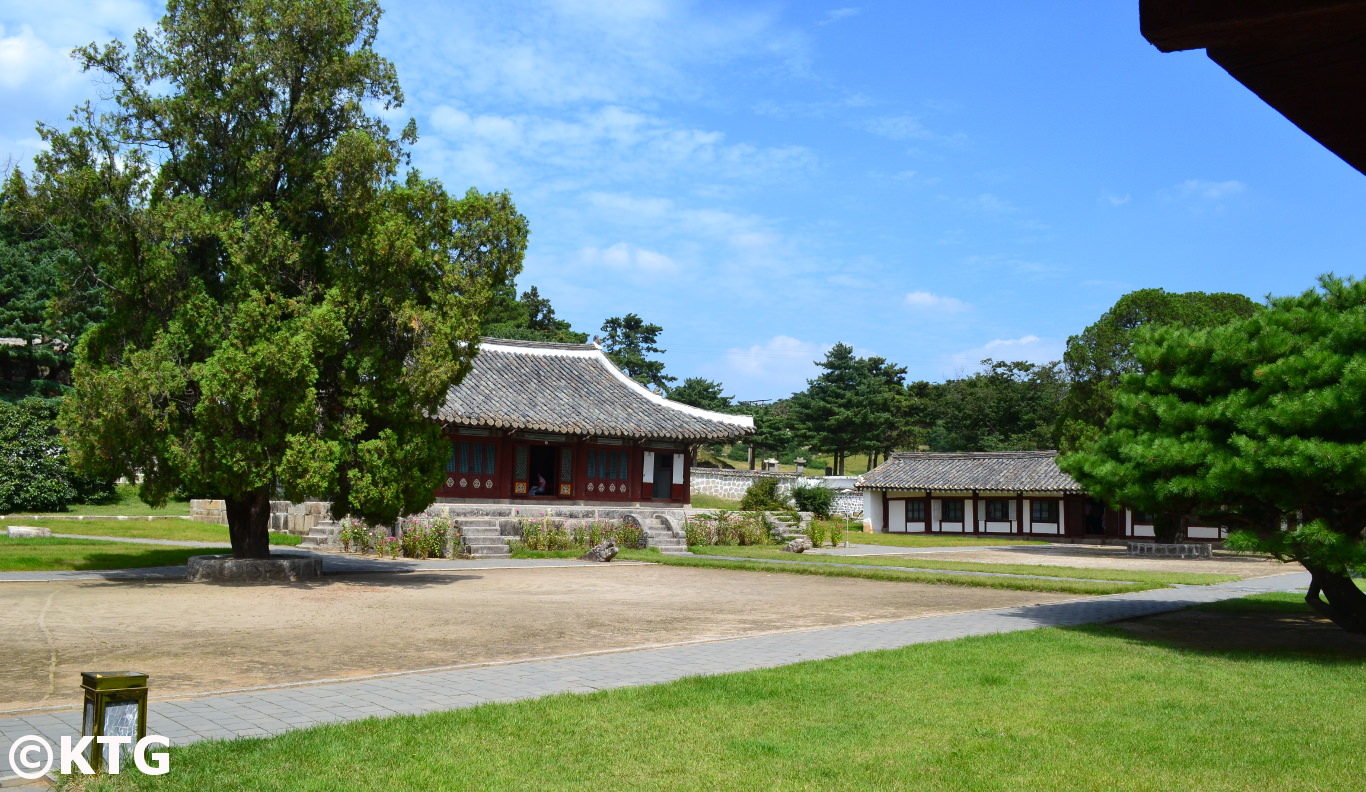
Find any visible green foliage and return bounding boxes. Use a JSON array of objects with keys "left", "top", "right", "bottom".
[
  {"left": 600, "top": 313, "right": 675, "bottom": 390},
  {"left": 1056, "top": 287, "right": 1259, "bottom": 452},
  {"left": 480, "top": 284, "right": 587, "bottom": 344},
  {"left": 26, "top": 0, "right": 527, "bottom": 558},
  {"left": 924, "top": 360, "right": 1066, "bottom": 452},
  {"left": 805, "top": 519, "right": 826, "bottom": 547},
  {"left": 511, "top": 516, "right": 644, "bottom": 552},
  {"left": 0, "top": 174, "right": 103, "bottom": 400},
  {"left": 1058, "top": 275, "right": 1366, "bottom": 630},
  {"left": 747, "top": 401, "right": 799, "bottom": 463},
  {"left": 788, "top": 344, "right": 908, "bottom": 474},
  {"left": 0, "top": 397, "right": 114, "bottom": 512},
  {"left": 668, "top": 377, "right": 735, "bottom": 412},
  {"left": 790, "top": 483, "right": 834, "bottom": 518},
  {"left": 683, "top": 510, "right": 775, "bottom": 547},
  {"left": 739, "top": 476, "right": 789, "bottom": 511},
  {"left": 397, "top": 515, "right": 456, "bottom": 559}
]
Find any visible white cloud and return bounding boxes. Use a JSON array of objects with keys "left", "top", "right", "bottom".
[
  {"left": 961, "top": 192, "right": 1018, "bottom": 214},
  {"left": 0, "top": 24, "right": 71, "bottom": 91},
  {"left": 1176, "top": 179, "right": 1246, "bottom": 201},
  {"left": 819, "top": 8, "right": 862, "bottom": 26},
  {"left": 858, "top": 114, "right": 933, "bottom": 141},
  {"left": 941, "top": 334, "right": 1064, "bottom": 375},
  {"left": 1162, "top": 179, "right": 1247, "bottom": 212},
  {"left": 386, "top": 1, "right": 803, "bottom": 109},
  {"left": 1100, "top": 190, "right": 1130, "bottom": 207},
  {"left": 904, "top": 291, "right": 969, "bottom": 314},
  {"left": 577, "top": 242, "right": 679, "bottom": 274},
  {"left": 724, "top": 335, "right": 829, "bottom": 387},
  {"left": 422, "top": 103, "right": 816, "bottom": 190}
]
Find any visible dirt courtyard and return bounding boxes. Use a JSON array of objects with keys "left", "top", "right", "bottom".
[{"left": 1, "top": 563, "right": 1087, "bottom": 712}]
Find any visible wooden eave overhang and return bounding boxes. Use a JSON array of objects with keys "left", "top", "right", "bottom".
[{"left": 1141, "top": 0, "right": 1366, "bottom": 176}]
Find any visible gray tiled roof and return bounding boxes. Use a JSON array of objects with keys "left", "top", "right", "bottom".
[
  {"left": 436, "top": 339, "right": 754, "bottom": 442},
  {"left": 856, "top": 451, "right": 1083, "bottom": 493}
]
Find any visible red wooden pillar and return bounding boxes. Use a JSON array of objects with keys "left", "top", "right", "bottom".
[
  {"left": 573, "top": 439, "right": 588, "bottom": 501},
  {"left": 1016, "top": 492, "right": 1025, "bottom": 535},
  {"left": 627, "top": 444, "right": 643, "bottom": 502},
  {"left": 923, "top": 493, "right": 932, "bottom": 533}
]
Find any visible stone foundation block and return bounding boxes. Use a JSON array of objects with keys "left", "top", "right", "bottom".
[{"left": 187, "top": 554, "right": 323, "bottom": 582}]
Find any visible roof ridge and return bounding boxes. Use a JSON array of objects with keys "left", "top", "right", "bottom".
[
  {"left": 889, "top": 450, "right": 1058, "bottom": 459},
  {"left": 480, "top": 337, "right": 601, "bottom": 351}
]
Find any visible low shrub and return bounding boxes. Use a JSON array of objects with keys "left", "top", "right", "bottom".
[
  {"left": 791, "top": 484, "right": 834, "bottom": 518},
  {"left": 740, "top": 477, "right": 789, "bottom": 511},
  {"left": 805, "top": 520, "right": 826, "bottom": 548},
  {"left": 341, "top": 515, "right": 460, "bottom": 558},
  {"left": 685, "top": 510, "right": 776, "bottom": 547},
  {"left": 511, "top": 516, "right": 645, "bottom": 553}
]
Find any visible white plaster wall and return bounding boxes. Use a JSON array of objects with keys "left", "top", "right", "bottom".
[
  {"left": 888, "top": 499, "right": 906, "bottom": 532},
  {"left": 864, "top": 491, "right": 883, "bottom": 531}
]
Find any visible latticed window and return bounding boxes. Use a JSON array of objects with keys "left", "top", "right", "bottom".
[
  {"left": 942, "top": 500, "right": 964, "bottom": 522},
  {"left": 1031, "top": 499, "right": 1059, "bottom": 523},
  {"left": 985, "top": 499, "right": 1010, "bottom": 521},
  {"left": 448, "top": 442, "right": 496, "bottom": 475},
  {"left": 906, "top": 500, "right": 926, "bottom": 521},
  {"left": 587, "top": 450, "right": 628, "bottom": 480}
]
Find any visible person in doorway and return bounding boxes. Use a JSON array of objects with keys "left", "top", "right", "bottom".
[{"left": 530, "top": 473, "right": 548, "bottom": 495}]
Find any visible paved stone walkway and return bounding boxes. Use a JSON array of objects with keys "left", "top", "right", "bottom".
[{"left": 0, "top": 570, "right": 1309, "bottom": 786}]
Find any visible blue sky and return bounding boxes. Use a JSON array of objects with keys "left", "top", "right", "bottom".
[{"left": 5, "top": 1, "right": 1366, "bottom": 401}]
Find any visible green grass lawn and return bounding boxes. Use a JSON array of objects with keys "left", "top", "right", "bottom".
[
  {"left": 693, "top": 545, "right": 1239, "bottom": 586},
  {"left": 73, "top": 596, "right": 1366, "bottom": 792},
  {"left": 0, "top": 536, "right": 210, "bottom": 571},
  {"left": 610, "top": 549, "right": 1154, "bottom": 595},
  {"left": 8, "top": 484, "right": 193, "bottom": 517},
  {"left": 689, "top": 493, "right": 743, "bottom": 510},
  {"left": 0, "top": 517, "right": 301, "bottom": 546}
]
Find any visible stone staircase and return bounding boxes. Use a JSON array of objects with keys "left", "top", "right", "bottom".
[
  {"left": 298, "top": 520, "right": 340, "bottom": 548},
  {"left": 643, "top": 515, "right": 689, "bottom": 555},
  {"left": 458, "top": 518, "right": 511, "bottom": 559}
]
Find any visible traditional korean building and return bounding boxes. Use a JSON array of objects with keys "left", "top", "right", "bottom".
[
  {"left": 433, "top": 338, "right": 753, "bottom": 507},
  {"left": 857, "top": 451, "right": 1227, "bottom": 542}
]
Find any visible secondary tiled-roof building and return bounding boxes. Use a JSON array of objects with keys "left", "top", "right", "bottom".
[
  {"left": 857, "top": 451, "right": 1225, "bottom": 541},
  {"left": 433, "top": 339, "right": 753, "bottom": 506}
]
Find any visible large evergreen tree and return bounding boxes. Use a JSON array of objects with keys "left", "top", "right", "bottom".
[
  {"left": 480, "top": 284, "right": 586, "bottom": 344},
  {"left": 926, "top": 360, "right": 1065, "bottom": 452},
  {"left": 1059, "top": 275, "right": 1366, "bottom": 633},
  {"left": 0, "top": 173, "right": 103, "bottom": 400},
  {"left": 789, "top": 344, "right": 906, "bottom": 475},
  {"left": 25, "top": 0, "right": 526, "bottom": 558},
  {"left": 668, "top": 377, "right": 735, "bottom": 412},
  {"left": 1056, "top": 288, "right": 1260, "bottom": 451},
  {"left": 600, "top": 313, "right": 675, "bottom": 390}
]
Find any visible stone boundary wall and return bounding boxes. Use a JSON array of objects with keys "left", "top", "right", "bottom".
[
  {"left": 689, "top": 468, "right": 863, "bottom": 517},
  {"left": 189, "top": 498, "right": 332, "bottom": 535},
  {"left": 690, "top": 468, "right": 798, "bottom": 501},
  {"left": 189, "top": 499, "right": 227, "bottom": 526}
]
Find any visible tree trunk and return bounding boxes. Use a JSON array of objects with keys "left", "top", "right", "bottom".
[
  {"left": 1152, "top": 512, "right": 1184, "bottom": 544},
  {"left": 1303, "top": 563, "right": 1366, "bottom": 634},
  {"left": 748, "top": 443, "right": 755, "bottom": 471},
  {"left": 224, "top": 488, "right": 273, "bottom": 559}
]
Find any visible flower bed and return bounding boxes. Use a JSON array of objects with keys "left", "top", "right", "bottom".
[{"left": 339, "top": 515, "right": 464, "bottom": 559}]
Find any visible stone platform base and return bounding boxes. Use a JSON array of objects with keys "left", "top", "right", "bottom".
[
  {"left": 1126, "top": 542, "right": 1212, "bottom": 559},
  {"left": 187, "top": 554, "right": 323, "bottom": 583}
]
